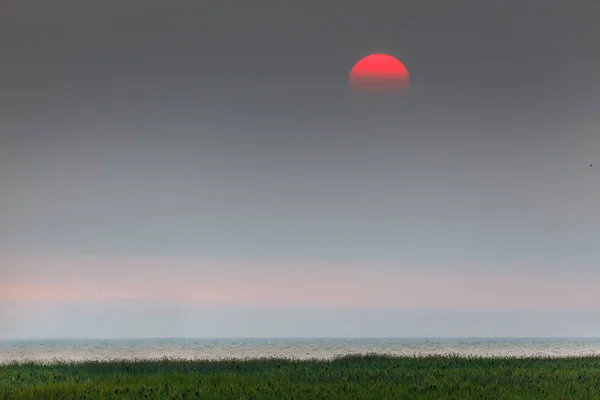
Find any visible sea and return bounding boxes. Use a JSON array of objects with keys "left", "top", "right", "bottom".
[{"left": 2, "top": 338, "right": 600, "bottom": 364}]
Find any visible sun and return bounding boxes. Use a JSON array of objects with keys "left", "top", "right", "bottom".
[{"left": 349, "top": 53, "right": 410, "bottom": 94}]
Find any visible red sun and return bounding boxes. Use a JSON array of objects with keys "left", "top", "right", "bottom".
[{"left": 349, "top": 53, "right": 410, "bottom": 93}]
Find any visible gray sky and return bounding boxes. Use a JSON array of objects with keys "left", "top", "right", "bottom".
[{"left": 1, "top": 0, "right": 599, "bottom": 338}]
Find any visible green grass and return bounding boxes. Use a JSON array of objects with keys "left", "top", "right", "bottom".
[{"left": 2, "top": 353, "right": 600, "bottom": 399}]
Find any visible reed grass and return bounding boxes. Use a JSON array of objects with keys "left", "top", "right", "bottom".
[{"left": 2, "top": 353, "right": 600, "bottom": 399}]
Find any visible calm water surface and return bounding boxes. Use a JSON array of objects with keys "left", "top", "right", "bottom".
[{"left": 2, "top": 338, "right": 600, "bottom": 363}]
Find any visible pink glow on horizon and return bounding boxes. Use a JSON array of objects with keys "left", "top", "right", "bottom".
[{"left": 1, "top": 256, "right": 599, "bottom": 310}]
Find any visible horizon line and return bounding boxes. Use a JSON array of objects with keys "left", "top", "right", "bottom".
[{"left": 2, "top": 336, "right": 600, "bottom": 341}]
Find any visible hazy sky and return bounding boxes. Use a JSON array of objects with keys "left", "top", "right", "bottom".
[{"left": 1, "top": 0, "right": 600, "bottom": 338}]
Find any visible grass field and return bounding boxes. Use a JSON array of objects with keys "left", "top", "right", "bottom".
[{"left": 2, "top": 353, "right": 600, "bottom": 399}]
